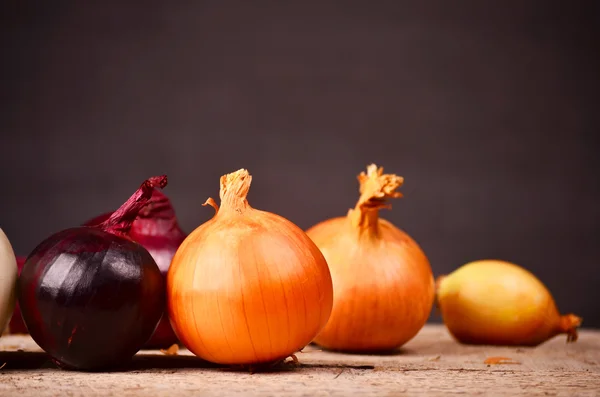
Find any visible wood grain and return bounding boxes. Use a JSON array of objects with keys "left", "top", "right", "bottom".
[{"left": 1, "top": 325, "right": 599, "bottom": 396}]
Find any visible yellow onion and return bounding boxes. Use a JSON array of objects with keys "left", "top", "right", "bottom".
[
  {"left": 1, "top": 228, "right": 18, "bottom": 336},
  {"left": 167, "top": 169, "right": 333, "bottom": 365},
  {"left": 306, "top": 164, "right": 435, "bottom": 352},
  {"left": 436, "top": 259, "right": 582, "bottom": 346}
]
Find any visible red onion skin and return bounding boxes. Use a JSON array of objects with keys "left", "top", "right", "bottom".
[
  {"left": 19, "top": 228, "right": 164, "bottom": 371},
  {"left": 83, "top": 189, "right": 186, "bottom": 349},
  {"left": 18, "top": 176, "right": 167, "bottom": 371},
  {"left": 7, "top": 256, "right": 27, "bottom": 334}
]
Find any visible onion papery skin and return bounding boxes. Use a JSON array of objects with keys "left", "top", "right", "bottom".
[
  {"left": 0, "top": 228, "right": 18, "bottom": 336},
  {"left": 306, "top": 164, "right": 435, "bottom": 352},
  {"left": 19, "top": 228, "right": 165, "bottom": 370},
  {"left": 436, "top": 260, "right": 582, "bottom": 346},
  {"left": 83, "top": 189, "right": 186, "bottom": 349},
  {"left": 307, "top": 217, "right": 435, "bottom": 352},
  {"left": 18, "top": 176, "right": 167, "bottom": 371},
  {"left": 167, "top": 169, "right": 333, "bottom": 365},
  {"left": 7, "top": 256, "right": 27, "bottom": 334}
]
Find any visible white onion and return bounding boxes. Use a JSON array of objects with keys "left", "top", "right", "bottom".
[{"left": 0, "top": 228, "right": 18, "bottom": 335}]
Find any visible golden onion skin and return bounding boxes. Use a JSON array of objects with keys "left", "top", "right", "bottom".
[
  {"left": 436, "top": 260, "right": 581, "bottom": 346},
  {"left": 167, "top": 169, "right": 333, "bottom": 365},
  {"left": 307, "top": 164, "right": 435, "bottom": 352},
  {"left": 307, "top": 216, "right": 435, "bottom": 352}
]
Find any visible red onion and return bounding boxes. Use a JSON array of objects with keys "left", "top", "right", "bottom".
[
  {"left": 18, "top": 176, "right": 167, "bottom": 371},
  {"left": 83, "top": 188, "right": 186, "bottom": 349},
  {"left": 7, "top": 256, "right": 27, "bottom": 334}
]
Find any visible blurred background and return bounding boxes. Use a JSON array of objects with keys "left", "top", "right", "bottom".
[{"left": 1, "top": 2, "right": 599, "bottom": 326}]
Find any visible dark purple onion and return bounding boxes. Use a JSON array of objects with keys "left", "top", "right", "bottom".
[
  {"left": 18, "top": 176, "right": 167, "bottom": 371},
  {"left": 83, "top": 188, "right": 186, "bottom": 349}
]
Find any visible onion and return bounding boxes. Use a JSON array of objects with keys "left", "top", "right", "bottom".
[
  {"left": 0, "top": 228, "right": 18, "bottom": 336},
  {"left": 167, "top": 169, "right": 333, "bottom": 365},
  {"left": 18, "top": 176, "right": 168, "bottom": 371},
  {"left": 306, "top": 164, "right": 435, "bottom": 352},
  {"left": 436, "top": 259, "right": 582, "bottom": 346},
  {"left": 7, "top": 256, "right": 27, "bottom": 334},
  {"left": 83, "top": 189, "right": 186, "bottom": 349}
]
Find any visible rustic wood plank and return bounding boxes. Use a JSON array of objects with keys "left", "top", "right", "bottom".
[{"left": 1, "top": 325, "right": 599, "bottom": 396}]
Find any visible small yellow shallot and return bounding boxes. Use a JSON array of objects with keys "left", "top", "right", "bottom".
[{"left": 436, "top": 259, "right": 582, "bottom": 346}]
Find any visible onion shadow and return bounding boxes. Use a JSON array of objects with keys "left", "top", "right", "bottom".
[
  {"left": 0, "top": 351, "right": 56, "bottom": 370},
  {"left": 217, "top": 361, "right": 375, "bottom": 374},
  {"left": 0, "top": 350, "right": 377, "bottom": 375},
  {"left": 0, "top": 350, "right": 221, "bottom": 373},
  {"left": 307, "top": 343, "right": 414, "bottom": 356},
  {"left": 127, "top": 353, "right": 223, "bottom": 371}
]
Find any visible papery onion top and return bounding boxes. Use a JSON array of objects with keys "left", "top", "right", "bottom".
[
  {"left": 348, "top": 164, "right": 404, "bottom": 232},
  {"left": 99, "top": 175, "right": 168, "bottom": 236}
]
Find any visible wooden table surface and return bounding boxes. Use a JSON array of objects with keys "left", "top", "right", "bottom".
[{"left": 1, "top": 325, "right": 599, "bottom": 397}]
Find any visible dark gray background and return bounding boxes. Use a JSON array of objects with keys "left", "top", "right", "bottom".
[{"left": 2, "top": 2, "right": 599, "bottom": 327}]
